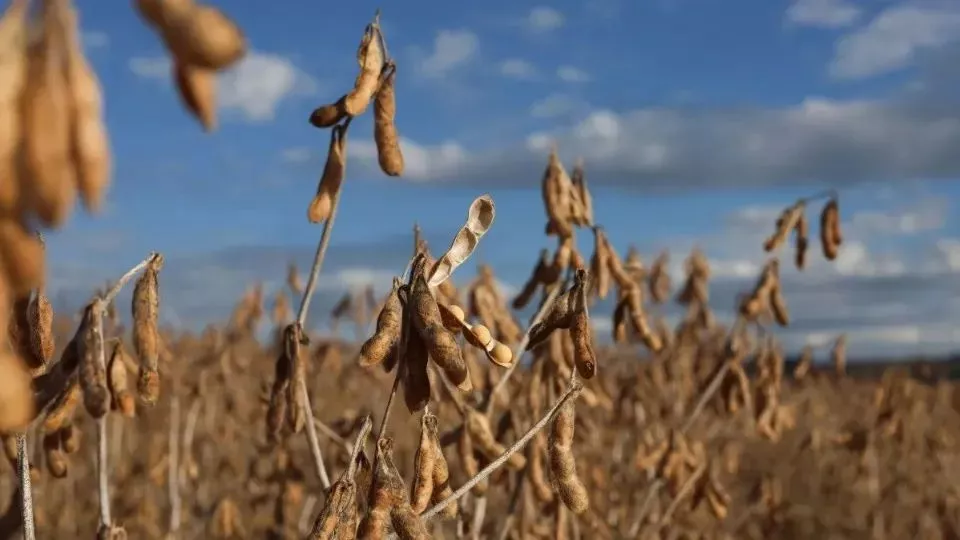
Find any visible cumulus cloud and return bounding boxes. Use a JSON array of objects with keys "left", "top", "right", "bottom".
[
  {"left": 281, "top": 147, "right": 313, "bottom": 164},
  {"left": 348, "top": 95, "right": 960, "bottom": 190},
  {"left": 219, "top": 52, "right": 319, "bottom": 121},
  {"left": 830, "top": 5, "right": 960, "bottom": 79},
  {"left": 499, "top": 58, "right": 539, "bottom": 80},
  {"left": 526, "top": 7, "right": 565, "bottom": 33},
  {"left": 415, "top": 30, "right": 479, "bottom": 78},
  {"left": 530, "top": 94, "right": 587, "bottom": 119},
  {"left": 557, "top": 66, "right": 591, "bottom": 83},
  {"left": 83, "top": 31, "right": 110, "bottom": 49},
  {"left": 786, "top": 0, "right": 861, "bottom": 28},
  {"left": 129, "top": 51, "right": 319, "bottom": 122}
]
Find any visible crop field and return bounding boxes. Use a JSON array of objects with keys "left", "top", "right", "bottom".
[{"left": 1, "top": 1, "right": 958, "bottom": 539}]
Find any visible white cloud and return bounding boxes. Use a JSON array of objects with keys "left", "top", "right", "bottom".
[
  {"left": 557, "top": 65, "right": 591, "bottom": 83},
  {"left": 281, "top": 147, "right": 313, "bottom": 164},
  {"left": 129, "top": 56, "right": 170, "bottom": 79},
  {"left": 416, "top": 30, "right": 479, "bottom": 78},
  {"left": 83, "top": 31, "right": 110, "bottom": 49},
  {"left": 830, "top": 5, "right": 960, "bottom": 79},
  {"left": 370, "top": 95, "right": 960, "bottom": 190},
  {"left": 219, "top": 51, "right": 319, "bottom": 122},
  {"left": 499, "top": 58, "right": 538, "bottom": 80},
  {"left": 351, "top": 138, "right": 469, "bottom": 182},
  {"left": 786, "top": 0, "right": 861, "bottom": 28},
  {"left": 130, "top": 51, "right": 319, "bottom": 122},
  {"left": 530, "top": 94, "right": 584, "bottom": 119},
  {"left": 849, "top": 197, "right": 947, "bottom": 236},
  {"left": 526, "top": 7, "right": 565, "bottom": 33}
]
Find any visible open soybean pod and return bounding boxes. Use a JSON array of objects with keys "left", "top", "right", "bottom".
[
  {"left": 428, "top": 194, "right": 495, "bottom": 287},
  {"left": 436, "top": 302, "right": 512, "bottom": 368}
]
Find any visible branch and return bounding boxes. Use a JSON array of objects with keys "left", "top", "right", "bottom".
[
  {"left": 291, "top": 119, "right": 357, "bottom": 489},
  {"left": 652, "top": 462, "right": 706, "bottom": 532},
  {"left": 168, "top": 391, "right": 181, "bottom": 537},
  {"left": 419, "top": 380, "right": 583, "bottom": 522},
  {"left": 16, "top": 434, "right": 34, "bottom": 540}
]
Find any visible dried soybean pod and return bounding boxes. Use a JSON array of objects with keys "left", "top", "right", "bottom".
[
  {"left": 529, "top": 432, "right": 555, "bottom": 503},
  {"left": 763, "top": 203, "right": 804, "bottom": 253},
  {"left": 457, "top": 428, "right": 486, "bottom": 497},
  {"left": 589, "top": 227, "right": 611, "bottom": 300},
  {"left": 344, "top": 25, "right": 384, "bottom": 116},
  {"left": 358, "top": 438, "right": 406, "bottom": 539},
  {"left": 43, "top": 376, "right": 80, "bottom": 434},
  {"left": 308, "top": 478, "right": 358, "bottom": 540},
  {"left": 820, "top": 198, "right": 842, "bottom": 260},
  {"left": 359, "top": 278, "right": 401, "bottom": 367},
  {"left": 308, "top": 124, "right": 347, "bottom": 224},
  {"left": 78, "top": 304, "right": 109, "bottom": 418},
  {"left": 465, "top": 408, "right": 526, "bottom": 470},
  {"left": 20, "top": 0, "right": 77, "bottom": 227},
  {"left": 266, "top": 340, "right": 291, "bottom": 444},
  {"left": 61, "top": 0, "right": 111, "bottom": 214},
  {"left": 410, "top": 413, "right": 437, "bottom": 514},
  {"left": 410, "top": 273, "right": 470, "bottom": 391},
  {"left": 794, "top": 212, "right": 809, "bottom": 270},
  {"left": 132, "top": 254, "right": 163, "bottom": 405},
  {"left": 428, "top": 416, "right": 457, "bottom": 519},
  {"left": 28, "top": 290, "right": 55, "bottom": 368},
  {"left": 0, "top": 0, "right": 28, "bottom": 216},
  {"left": 0, "top": 219, "right": 44, "bottom": 297},
  {"left": 173, "top": 61, "right": 217, "bottom": 131},
  {"left": 569, "top": 311, "right": 596, "bottom": 379},
  {"left": 309, "top": 95, "right": 348, "bottom": 129},
  {"left": 59, "top": 423, "right": 80, "bottom": 454},
  {"left": 391, "top": 505, "right": 431, "bottom": 540},
  {"left": 373, "top": 63, "right": 404, "bottom": 177},
  {"left": 403, "top": 329, "right": 431, "bottom": 414},
  {"left": 107, "top": 340, "right": 135, "bottom": 418},
  {"left": 513, "top": 249, "right": 549, "bottom": 310},
  {"left": 548, "top": 398, "right": 588, "bottom": 514},
  {"left": 168, "top": 4, "right": 245, "bottom": 70},
  {"left": 571, "top": 158, "right": 593, "bottom": 225},
  {"left": 769, "top": 286, "right": 789, "bottom": 327},
  {"left": 282, "top": 324, "right": 307, "bottom": 434},
  {"left": 43, "top": 431, "right": 67, "bottom": 478}
]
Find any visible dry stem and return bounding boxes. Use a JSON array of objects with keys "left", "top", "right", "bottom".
[
  {"left": 16, "top": 434, "right": 34, "bottom": 540},
  {"left": 92, "top": 252, "right": 162, "bottom": 531},
  {"left": 420, "top": 380, "right": 584, "bottom": 522},
  {"left": 168, "top": 391, "right": 181, "bottom": 536}
]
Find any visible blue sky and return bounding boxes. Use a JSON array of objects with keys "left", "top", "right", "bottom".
[{"left": 41, "top": 0, "right": 960, "bottom": 360}]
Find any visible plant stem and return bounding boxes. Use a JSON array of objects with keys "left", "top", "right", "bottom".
[
  {"left": 16, "top": 434, "right": 34, "bottom": 540},
  {"left": 168, "top": 391, "right": 181, "bottom": 537},
  {"left": 420, "top": 381, "right": 583, "bottom": 522},
  {"left": 293, "top": 131, "right": 350, "bottom": 489},
  {"left": 91, "top": 251, "right": 163, "bottom": 531}
]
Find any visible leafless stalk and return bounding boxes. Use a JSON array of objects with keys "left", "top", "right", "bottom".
[
  {"left": 92, "top": 252, "right": 162, "bottom": 531},
  {"left": 652, "top": 462, "right": 707, "bottom": 533},
  {"left": 420, "top": 381, "right": 584, "bottom": 521},
  {"left": 168, "top": 391, "right": 181, "bottom": 537},
  {"left": 17, "top": 434, "right": 34, "bottom": 540}
]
